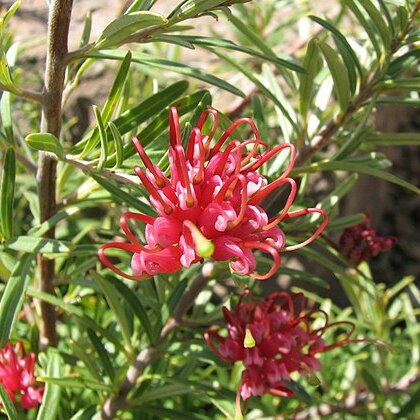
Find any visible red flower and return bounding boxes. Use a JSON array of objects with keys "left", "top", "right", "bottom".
[
  {"left": 339, "top": 215, "right": 397, "bottom": 265},
  {"left": 99, "top": 107, "right": 328, "bottom": 280},
  {"left": 205, "top": 290, "right": 354, "bottom": 400},
  {"left": 0, "top": 342, "right": 44, "bottom": 409}
]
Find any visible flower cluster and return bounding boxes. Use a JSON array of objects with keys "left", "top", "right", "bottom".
[
  {"left": 205, "top": 290, "right": 354, "bottom": 400},
  {"left": 99, "top": 107, "right": 327, "bottom": 280},
  {"left": 0, "top": 342, "right": 44, "bottom": 410},
  {"left": 339, "top": 215, "right": 397, "bottom": 265}
]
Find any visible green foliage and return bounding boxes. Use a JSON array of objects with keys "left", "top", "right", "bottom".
[{"left": 0, "top": 0, "right": 419, "bottom": 418}]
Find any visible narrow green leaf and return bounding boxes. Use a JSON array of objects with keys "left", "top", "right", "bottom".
[
  {"left": 70, "top": 340, "right": 103, "bottom": 382},
  {"left": 299, "top": 38, "right": 321, "bottom": 123},
  {"left": 365, "top": 132, "right": 420, "bottom": 146},
  {"left": 114, "top": 80, "right": 188, "bottom": 135},
  {"left": 38, "top": 376, "right": 111, "bottom": 391},
  {"left": 69, "top": 406, "right": 97, "bottom": 420},
  {"left": 398, "top": 387, "right": 420, "bottom": 417},
  {"left": 112, "top": 280, "right": 154, "bottom": 343},
  {"left": 0, "top": 1, "right": 21, "bottom": 30},
  {"left": 319, "top": 173, "right": 358, "bottom": 213},
  {"left": 387, "top": 49, "right": 420, "bottom": 77},
  {"left": 168, "top": 0, "right": 225, "bottom": 21},
  {"left": 108, "top": 122, "right": 124, "bottom": 169},
  {"left": 358, "top": 0, "right": 392, "bottom": 48},
  {"left": 309, "top": 15, "right": 363, "bottom": 88},
  {"left": 278, "top": 267, "right": 329, "bottom": 288},
  {"left": 36, "top": 352, "right": 62, "bottom": 420},
  {"left": 26, "top": 287, "right": 126, "bottom": 353},
  {"left": 4, "top": 236, "right": 71, "bottom": 253},
  {"left": 158, "top": 34, "right": 304, "bottom": 73},
  {"left": 79, "top": 10, "right": 92, "bottom": 48},
  {"left": 86, "top": 329, "right": 115, "bottom": 380},
  {"left": 93, "top": 106, "right": 108, "bottom": 170},
  {"left": 295, "top": 160, "right": 420, "bottom": 194},
  {"left": 326, "top": 213, "right": 366, "bottom": 231},
  {"left": 25, "top": 133, "right": 64, "bottom": 159},
  {"left": 82, "top": 52, "right": 131, "bottom": 157},
  {"left": 0, "top": 92, "right": 14, "bottom": 145},
  {"left": 318, "top": 41, "right": 351, "bottom": 111},
  {"left": 91, "top": 50, "right": 245, "bottom": 97},
  {"left": 344, "top": 0, "right": 382, "bottom": 57},
  {"left": 0, "top": 148, "right": 15, "bottom": 239},
  {"left": 0, "top": 52, "right": 15, "bottom": 90},
  {"left": 211, "top": 49, "right": 298, "bottom": 131},
  {"left": 0, "top": 254, "right": 34, "bottom": 346},
  {"left": 92, "top": 272, "right": 133, "bottom": 348},
  {"left": 0, "top": 384, "right": 18, "bottom": 419},
  {"left": 91, "top": 173, "right": 154, "bottom": 215},
  {"left": 95, "top": 12, "right": 168, "bottom": 49}
]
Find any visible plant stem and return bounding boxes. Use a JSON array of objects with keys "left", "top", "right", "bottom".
[
  {"left": 100, "top": 272, "right": 210, "bottom": 419},
  {"left": 37, "top": 0, "right": 73, "bottom": 346}
]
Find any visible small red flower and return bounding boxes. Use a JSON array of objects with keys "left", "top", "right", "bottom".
[
  {"left": 339, "top": 215, "right": 397, "bottom": 265},
  {"left": 99, "top": 107, "right": 328, "bottom": 280},
  {"left": 0, "top": 342, "right": 44, "bottom": 410},
  {"left": 205, "top": 290, "right": 354, "bottom": 400}
]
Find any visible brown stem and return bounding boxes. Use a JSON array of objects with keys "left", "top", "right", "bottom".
[
  {"left": 100, "top": 272, "right": 210, "bottom": 420},
  {"left": 37, "top": 0, "right": 74, "bottom": 346}
]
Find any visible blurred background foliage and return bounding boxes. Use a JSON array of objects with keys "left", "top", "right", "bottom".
[{"left": 0, "top": 0, "right": 419, "bottom": 418}]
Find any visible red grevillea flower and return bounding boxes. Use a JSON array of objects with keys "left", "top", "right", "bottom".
[
  {"left": 205, "top": 290, "right": 354, "bottom": 401},
  {"left": 0, "top": 342, "right": 44, "bottom": 409},
  {"left": 339, "top": 215, "right": 397, "bottom": 265},
  {"left": 99, "top": 107, "right": 328, "bottom": 280}
]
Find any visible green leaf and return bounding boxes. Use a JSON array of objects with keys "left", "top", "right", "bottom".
[
  {"left": 326, "top": 213, "right": 365, "bottom": 231},
  {"left": 91, "top": 50, "right": 245, "bottom": 97},
  {"left": 0, "top": 383, "right": 18, "bottom": 419},
  {"left": 0, "top": 1, "right": 21, "bottom": 30},
  {"left": 38, "top": 376, "right": 111, "bottom": 392},
  {"left": 36, "top": 352, "right": 62, "bottom": 420},
  {"left": 81, "top": 51, "right": 132, "bottom": 157},
  {"left": 0, "top": 52, "right": 16, "bottom": 91},
  {"left": 86, "top": 329, "right": 115, "bottom": 381},
  {"left": 93, "top": 105, "right": 108, "bottom": 170},
  {"left": 358, "top": 0, "right": 392, "bottom": 49},
  {"left": 365, "top": 132, "right": 420, "bottom": 146},
  {"left": 344, "top": 0, "right": 382, "bottom": 57},
  {"left": 26, "top": 287, "right": 126, "bottom": 353},
  {"left": 92, "top": 272, "right": 133, "bottom": 349},
  {"left": 4, "top": 236, "right": 72, "bottom": 253},
  {"left": 0, "top": 91, "right": 14, "bottom": 145},
  {"left": 309, "top": 15, "right": 363, "bottom": 90},
  {"left": 299, "top": 38, "right": 321, "bottom": 124},
  {"left": 0, "top": 254, "right": 34, "bottom": 346},
  {"left": 211, "top": 49, "right": 298, "bottom": 131},
  {"left": 318, "top": 40, "right": 351, "bottom": 111},
  {"left": 112, "top": 280, "right": 154, "bottom": 344},
  {"left": 295, "top": 159, "right": 420, "bottom": 194},
  {"left": 319, "top": 173, "right": 359, "bottom": 213},
  {"left": 25, "top": 133, "right": 64, "bottom": 159},
  {"left": 156, "top": 34, "right": 304, "bottom": 73},
  {"left": 91, "top": 173, "right": 154, "bottom": 215},
  {"left": 95, "top": 12, "right": 168, "bottom": 49},
  {"left": 79, "top": 10, "right": 92, "bottom": 48},
  {"left": 278, "top": 266, "right": 329, "bottom": 288},
  {"left": 168, "top": 0, "right": 225, "bottom": 21},
  {"left": 0, "top": 148, "right": 16, "bottom": 240},
  {"left": 398, "top": 387, "right": 420, "bottom": 417},
  {"left": 108, "top": 122, "right": 124, "bottom": 169}
]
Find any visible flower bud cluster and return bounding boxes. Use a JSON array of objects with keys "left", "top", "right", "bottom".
[{"left": 339, "top": 215, "right": 397, "bottom": 265}]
